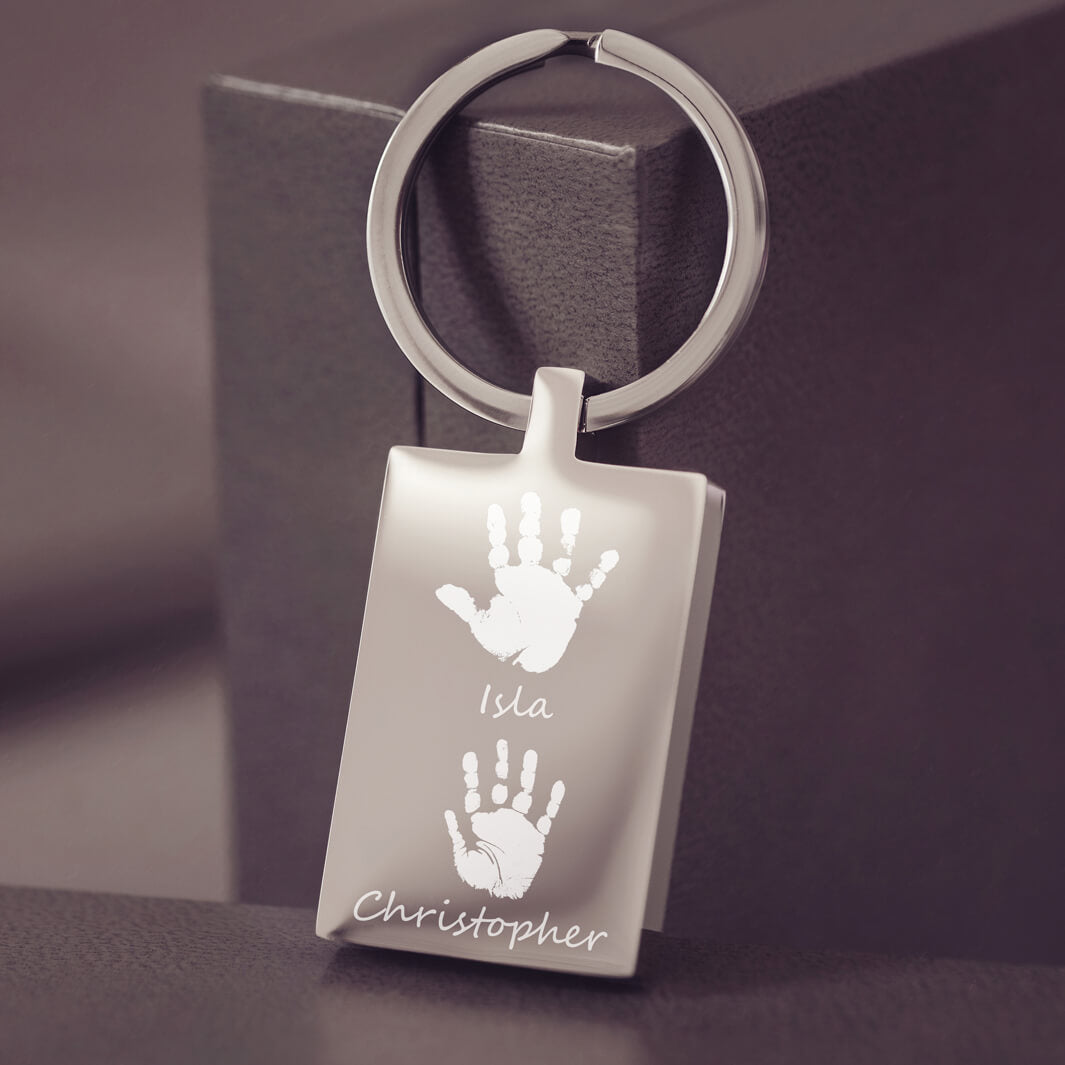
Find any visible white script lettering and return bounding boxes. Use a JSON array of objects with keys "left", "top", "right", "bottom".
[
  {"left": 479, "top": 682, "right": 553, "bottom": 721},
  {"left": 353, "top": 889, "right": 608, "bottom": 953}
]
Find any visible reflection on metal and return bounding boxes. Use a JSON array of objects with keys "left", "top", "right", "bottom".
[{"left": 318, "top": 369, "right": 724, "bottom": 976}]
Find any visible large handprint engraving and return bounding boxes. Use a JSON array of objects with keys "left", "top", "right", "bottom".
[
  {"left": 444, "top": 740, "right": 565, "bottom": 900},
  {"left": 435, "top": 491, "right": 620, "bottom": 673}
]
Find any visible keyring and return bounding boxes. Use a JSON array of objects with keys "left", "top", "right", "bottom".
[
  {"left": 326, "top": 29, "right": 749, "bottom": 976},
  {"left": 367, "top": 28, "right": 768, "bottom": 432}
]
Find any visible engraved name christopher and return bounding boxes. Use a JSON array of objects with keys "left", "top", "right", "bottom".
[{"left": 353, "top": 890, "right": 608, "bottom": 954}]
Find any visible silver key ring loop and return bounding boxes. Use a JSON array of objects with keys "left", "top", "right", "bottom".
[{"left": 367, "top": 28, "right": 769, "bottom": 432}]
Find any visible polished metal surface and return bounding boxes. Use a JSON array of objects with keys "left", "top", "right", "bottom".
[
  {"left": 366, "top": 28, "right": 769, "bottom": 431},
  {"left": 318, "top": 369, "right": 724, "bottom": 976}
]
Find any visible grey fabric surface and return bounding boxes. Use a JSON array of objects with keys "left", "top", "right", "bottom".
[{"left": 4, "top": 886, "right": 1065, "bottom": 1065}]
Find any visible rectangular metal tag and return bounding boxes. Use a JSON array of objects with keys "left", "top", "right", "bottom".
[{"left": 317, "top": 368, "right": 724, "bottom": 976}]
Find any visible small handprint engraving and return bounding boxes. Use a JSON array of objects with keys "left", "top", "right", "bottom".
[
  {"left": 444, "top": 740, "right": 565, "bottom": 900},
  {"left": 436, "top": 491, "right": 619, "bottom": 673}
]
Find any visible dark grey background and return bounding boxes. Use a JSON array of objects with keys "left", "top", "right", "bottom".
[
  {"left": 209, "top": 0, "right": 1065, "bottom": 967},
  {"left": 0, "top": 0, "right": 432, "bottom": 902},
  {"left": 4, "top": 0, "right": 1065, "bottom": 976}
]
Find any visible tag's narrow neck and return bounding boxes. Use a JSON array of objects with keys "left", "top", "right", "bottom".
[{"left": 520, "top": 368, "right": 585, "bottom": 465}]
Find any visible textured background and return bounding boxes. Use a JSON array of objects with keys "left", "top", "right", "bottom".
[
  {"left": 6, "top": 886, "right": 1065, "bottom": 1065},
  {"left": 4, "top": 0, "right": 1065, "bottom": 971},
  {"left": 209, "top": 0, "right": 1065, "bottom": 965},
  {"left": 0, "top": 0, "right": 440, "bottom": 903}
]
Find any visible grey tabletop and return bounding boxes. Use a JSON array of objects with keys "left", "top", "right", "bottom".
[{"left": 2, "top": 885, "right": 1064, "bottom": 1064}]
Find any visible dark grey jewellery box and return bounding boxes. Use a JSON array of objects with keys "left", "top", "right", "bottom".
[{"left": 205, "top": 0, "right": 1065, "bottom": 966}]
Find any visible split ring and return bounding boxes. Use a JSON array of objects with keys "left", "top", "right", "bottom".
[{"left": 367, "top": 28, "right": 768, "bottom": 432}]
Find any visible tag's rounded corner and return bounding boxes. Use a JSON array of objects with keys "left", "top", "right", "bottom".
[
  {"left": 700, "top": 477, "right": 725, "bottom": 516},
  {"left": 606, "top": 951, "right": 640, "bottom": 980},
  {"left": 685, "top": 470, "right": 725, "bottom": 522},
  {"left": 384, "top": 443, "right": 425, "bottom": 481},
  {"left": 314, "top": 908, "right": 335, "bottom": 942},
  {"left": 386, "top": 443, "right": 416, "bottom": 464}
]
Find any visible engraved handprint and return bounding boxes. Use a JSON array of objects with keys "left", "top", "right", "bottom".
[
  {"left": 444, "top": 740, "right": 565, "bottom": 900},
  {"left": 435, "top": 491, "right": 620, "bottom": 673}
]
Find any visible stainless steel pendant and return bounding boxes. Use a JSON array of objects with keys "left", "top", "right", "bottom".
[
  {"left": 316, "top": 28, "right": 767, "bottom": 977},
  {"left": 318, "top": 368, "right": 723, "bottom": 976}
]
